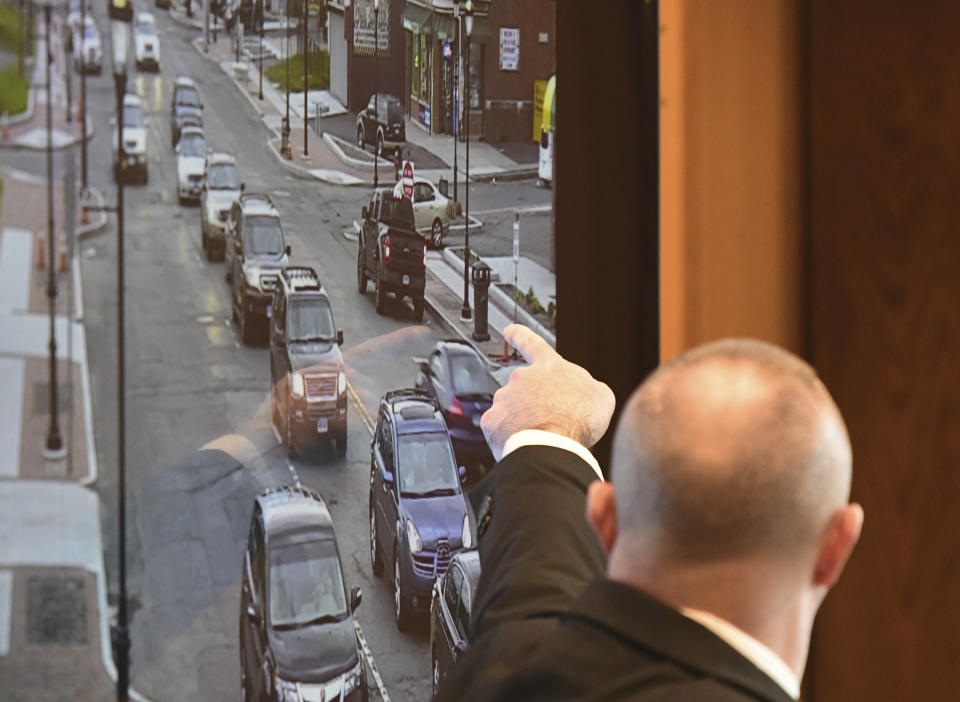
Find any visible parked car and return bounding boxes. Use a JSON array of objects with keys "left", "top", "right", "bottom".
[
  {"left": 67, "top": 0, "right": 86, "bottom": 33},
  {"left": 112, "top": 93, "right": 149, "bottom": 184},
  {"left": 226, "top": 192, "right": 291, "bottom": 343},
  {"left": 270, "top": 266, "right": 348, "bottom": 458},
  {"left": 356, "top": 93, "right": 405, "bottom": 156},
  {"left": 175, "top": 127, "right": 206, "bottom": 204},
  {"left": 200, "top": 152, "right": 241, "bottom": 261},
  {"left": 392, "top": 178, "right": 455, "bottom": 249},
  {"left": 430, "top": 550, "right": 480, "bottom": 697},
  {"left": 414, "top": 339, "right": 496, "bottom": 475},
  {"left": 154, "top": 0, "right": 170, "bottom": 8},
  {"left": 369, "top": 389, "right": 473, "bottom": 631},
  {"left": 239, "top": 484, "right": 369, "bottom": 702},
  {"left": 356, "top": 188, "right": 426, "bottom": 321},
  {"left": 72, "top": 15, "right": 102, "bottom": 74},
  {"left": 170, "top": 76, "right": 203, "bottom": 147},
  {"left": 133, "top": 12, "right": 161, "bottom": 71}
]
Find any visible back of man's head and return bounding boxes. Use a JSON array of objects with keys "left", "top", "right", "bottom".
[{"left": 609, "top": 338, "right": 852, "bottom": 570}]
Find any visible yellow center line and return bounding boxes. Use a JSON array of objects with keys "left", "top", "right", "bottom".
[{"left": 346, "top": 380, "right": 375, "bottom": 436}]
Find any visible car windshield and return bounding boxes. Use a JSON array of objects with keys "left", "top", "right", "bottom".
[
  {"left": 180, "top": 134, "right": 205, "bottom": 157},
  {"left": 397, "top": 433, "right": 460, "bottom": 497},
  {"left": 377, "top": 96, "right": 403, "bottom": 124},
  {"left": 448, "top": 350, "right": 498, "bottom": 396},
  {"left": 137, "top": 21, "right": 157, "bottom": 35},
  {"left": 269, "top": 539, "right": 348, "bottom": 629},
  {"left": 176, "top": 87, "right": 200, "bottom": 108},
  {"left": 380, "top": 196, "right": 415, "bottom": 228},
  {"left": 208, "top": 163, "right": 239, "bottom": 189},
  {"left": 83, "top": 24, "right": 97, "bottom": 38},
  {"left": 122, "top": 104, "right": 142, "bottom": 127},
  {"left": 243, "top": 215, "right": 284, "bottom": 255},
  {"left": 288, "top": 298, "right": 335, "bottom": 342}
]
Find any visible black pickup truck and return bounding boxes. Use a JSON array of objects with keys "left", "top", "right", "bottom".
[{"left": 357, "top": 189, "right": 427, "bottom": 321}]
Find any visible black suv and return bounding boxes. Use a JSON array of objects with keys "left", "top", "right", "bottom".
[
  {"left": 226, "top": 192, "right": 291, "bottom": 343},
  {"left": 357, "top": 189, "right": 426, "bottom": 321},
  {"left": 430, "top": 549, "right": 480, "bottom": 697},
  {"left": 270, "top": 267, "right": 348, "bottom": 458},
  {"left": 239, "top": 484, "right": 369, "bottom": 702},
  {"left": 369, "top": 390, "right": 472, "bottom": 630},
  {"left": 356, "top": 93, "right": 405, "bottom": 156}
]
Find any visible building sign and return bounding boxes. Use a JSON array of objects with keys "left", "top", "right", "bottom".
[
  {"left": 353, "top": 0, "right": 389, "bottom": 56},
  {"left": 499, "top": 27, "right": 520, "bottom": 71},
  {"left": 402, "top": 161, "right": 415, "bottom": 199}
]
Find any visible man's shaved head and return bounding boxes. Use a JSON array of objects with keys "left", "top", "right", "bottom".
[{"left": 610, "top": 339, "right": 852, "bottom": 565}]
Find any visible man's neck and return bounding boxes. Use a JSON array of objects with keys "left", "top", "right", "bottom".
[{"left": 608, "top": 550, "right": 813, "bottom": 681}]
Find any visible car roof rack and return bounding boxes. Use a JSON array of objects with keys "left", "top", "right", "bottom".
[
  {"left": 281, "top": 266, "right": 322, "bottom": 292},
  {"left": 258, "top": 482, "right": 327, "bottom": 510},
  {"left": 239, "top": 191, "right": 276, "bottom": 209},
  {"left": 384, "top": 388, "right": 436, "bottom": 408}
]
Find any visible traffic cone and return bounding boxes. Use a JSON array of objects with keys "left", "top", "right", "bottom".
[{"left": 36, "top": 236, "right": 45, "bottom": 270}]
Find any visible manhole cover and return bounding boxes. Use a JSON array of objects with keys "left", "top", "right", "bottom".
[{"left": 26, "top": 575, "right": 87, "bottom": 645}]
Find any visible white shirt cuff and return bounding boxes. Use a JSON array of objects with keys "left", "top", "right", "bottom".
[{"left": 501, "top": 430, "right": 605, "bottom": 482}]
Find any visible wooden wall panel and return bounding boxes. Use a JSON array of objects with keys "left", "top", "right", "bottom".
[{"left": 805, "top": 1, "right": 960, "bottom": 698}]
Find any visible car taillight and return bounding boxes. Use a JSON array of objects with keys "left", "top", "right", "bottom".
[
  {"left": 449, "top": 397, "right": 464, "bottom": 417},
  {"left": 383, "top": 235, "right": 392, "bottom": 263}
]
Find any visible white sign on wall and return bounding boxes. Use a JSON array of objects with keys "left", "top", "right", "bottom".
[{"left": 499, "top": 27, "right": 520, "bottom": 71}]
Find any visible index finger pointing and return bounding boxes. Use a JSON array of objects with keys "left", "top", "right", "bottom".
[{"left": 504, "top": 324, "right": 555, "bottom": 365}]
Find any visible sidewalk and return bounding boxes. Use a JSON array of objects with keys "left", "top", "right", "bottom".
[{"left": 0, "top": 167, "right": 146, "bottom": 700}]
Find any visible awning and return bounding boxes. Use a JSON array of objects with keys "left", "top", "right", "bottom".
[
  {"left": 542, "top": 75, "right": 556, "bottom": 133},
  {"left": 434, "top": 14, "right": 456, "bottom": 40},
  {"left": 401, "top": 4, "right": 431, "bottom": 34}
]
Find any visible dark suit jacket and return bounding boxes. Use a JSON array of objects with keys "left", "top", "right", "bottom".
[{"left": 439, "top": 445, "right": 797, "bottom": 702}]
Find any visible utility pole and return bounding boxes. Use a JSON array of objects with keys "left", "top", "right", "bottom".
[{"left": 302, "top": 0, "right": 308, "bottom": 157}]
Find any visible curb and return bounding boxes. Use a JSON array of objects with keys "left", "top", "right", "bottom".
[
  {"left": 440, "top": 246, "right": 556, "bottom": 346},
  {"left": 77, "top": 186, "right": 109, "bottom": 239},
  {"left": 220, "top": 59, "right": 264, "bottom": 118},
  {"left": 422, "top": 292, "right": 500, "bottom": 363},
  {"left": 323, "top": 132, "right": 393, "bottom": 172},
  {"left": 0, "top": 113, "right": 94, "bottom": 152},
  {"left": 470, "top": 166, "right": 539, "bottom": 183}
]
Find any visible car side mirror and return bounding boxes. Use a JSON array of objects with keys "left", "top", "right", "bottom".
[
  {"left": 246, "top": 603, "right": 261, "bottom": 624},
  {"left": 459, "top": 465, "right": 466, "bottom": 483},
  {"left": 350, "top": 587, "right": 362, "bottom": 611},
  {"left": 240, "top": 182, "right": 246, "bottom": 192},
  {"left": 284, "top": 244, "right": 291, "bottom": 257},
  {"left": 175, "top": 142, "right": 181, "bottom": 154},
  {"left": 361, "top": 206, "right": 368, "bottom": 220},
  {"left": 455, "top": 640, "right": 468, "bottom": 655},
  {"left": 383, "top": 470, "right": 394, "bottom": 487},
  {"left": 337, "top": 330, "right": 343, "bottom": 346}
]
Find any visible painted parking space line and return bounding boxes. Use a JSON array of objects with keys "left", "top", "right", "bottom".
[
  {"left": 354, "top": 620, "right": 391, "bottom": 702},
  {"left": 0, "top": 569, "right": 11, "bottom": 656},
  {"left": 0, "top": 358, "right": 24, "bottom": 478},
  {"left": 0, "top": 228, "right": 33, "bottom": 312}
]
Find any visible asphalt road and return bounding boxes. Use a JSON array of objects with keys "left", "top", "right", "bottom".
[{"left": 61, "top": 6, "right": 545, "bottom": 702}]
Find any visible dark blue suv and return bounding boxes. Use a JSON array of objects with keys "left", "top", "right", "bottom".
[{"left": 368, "top": 389, "right": 474, "bottom": 631}]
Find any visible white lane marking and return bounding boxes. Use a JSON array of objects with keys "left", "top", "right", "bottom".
[
  {"left": 0, "top": 358, "right": 25, "bottom": 477},
  {"left": 0, "top": 228, "right": 33, "bottom": 312},
  {"left": 0, "top": 570, "right": 11, "bottom": 656},
  {"left": 271, "top": 424, "right": 282, "bottom": 446},
  {"left": 354, "top": 620, "right": 391, "bottom": 702}
]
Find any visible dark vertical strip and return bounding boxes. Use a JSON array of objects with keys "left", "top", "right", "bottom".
[{"left": 555, "top": 0, "right": 659, "bottom": 473}]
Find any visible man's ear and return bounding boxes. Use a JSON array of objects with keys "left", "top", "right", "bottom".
[
  {"left": 586, "top": 480, "right": 618, "bottom": 557},
  {"left": 813, "top": 503, "right": 864, "bottom": 588}
]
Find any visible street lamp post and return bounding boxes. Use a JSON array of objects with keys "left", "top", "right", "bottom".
[
  {"left": 302, "top": 0, "right": 307, "bottom": 157},
  {"left": 38, "top": 0, "right": 65, "bottom": 460},
  {"left": 283, "top": 0, "right": 290, "bottom": 158},
  {"left": 81, "top": 0, "right": 88, "bottom": 190},
  {"left": 258, "top": 0, "right": 263, "bottom": 100},
  {"left": 108, "top": 0, "right": 132, "bottom": 699},
  {"left": 460, "top": 0, "right": 473, "bottom": 321},
  {"left": 373, "top": 0, "right": 378, "bottom": 187},
  {"left": 453, "top": 0, "right": 459, "bottom": 202}
]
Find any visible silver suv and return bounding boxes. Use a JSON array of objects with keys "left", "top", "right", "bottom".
[{"left": 225, "top": 192, "right": 291, "bottom": 344}]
